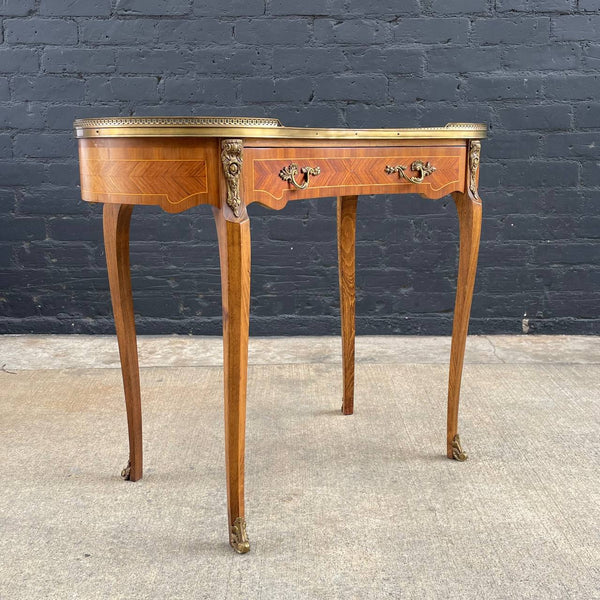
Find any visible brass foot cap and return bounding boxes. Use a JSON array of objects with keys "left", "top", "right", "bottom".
[
  {"left": 451, "top": 434, "right": 468, "bottom": 462},
  {"left": 121, "top": 460, "right": 132, "bottom": 480},
  {"left": 230, "top": 517, "right": 250, "bottom": 554},
  {"left": 230, "top": 539, "right": 250, "bottom": 554}
]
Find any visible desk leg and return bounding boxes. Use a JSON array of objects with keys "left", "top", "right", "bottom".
[
  {"left": 447, "top": 190, "right": 482, "bottom": 461},
  {"left": 213, "top": 207, "right": 251, "bottom": 554},
  {"left": 103, "top": 203, "right": 143, "bottom": 482},
  {"left": 337, "top": 195, "right": 357, "bottom": 415}
]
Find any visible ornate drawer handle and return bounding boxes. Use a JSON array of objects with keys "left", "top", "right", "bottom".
[
  {"left": 279, "top": 163, "right": 321, "bottom": 190},
  {"left": 385, "top": 160, "right": 436, "bottom": 184}
]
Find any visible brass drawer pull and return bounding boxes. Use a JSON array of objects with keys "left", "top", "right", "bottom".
[
  {"left": 279, "top": 163, "right": 321, "bottom": 190},
  {"left": 385, "top": 160, "right": 436, "bottom": 184}
]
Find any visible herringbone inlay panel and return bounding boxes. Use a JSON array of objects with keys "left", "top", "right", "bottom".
[{"left": 249, "top": 145, "right": 465, "bottom": 206}]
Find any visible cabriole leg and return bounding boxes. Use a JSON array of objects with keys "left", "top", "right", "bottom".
[
  {"left": 447, "top": 187, "right": 482, "bottom": 461},
  {"left": 103, "top": 203, "right": 143, "bottom": 481}
]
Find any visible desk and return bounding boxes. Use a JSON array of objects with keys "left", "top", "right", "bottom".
[{"left": 74, "top": 117, "right": 486, "bottom": 553}]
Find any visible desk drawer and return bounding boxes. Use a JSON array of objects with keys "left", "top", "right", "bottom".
[{"left": 247, "top": 145, "right": 466, "bottom": 205}]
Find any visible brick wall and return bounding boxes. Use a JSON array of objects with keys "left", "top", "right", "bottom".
[{"left": 1, "top": 0, "right": 599, "bottom": 335}]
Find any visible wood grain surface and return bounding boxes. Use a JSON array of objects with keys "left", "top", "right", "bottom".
[
  {"left": 213, "top": 205, "right": 251, "bottom": 544},
  {"left": 248, "top": 145, "right": 465, "bottom": 209},
  {"left": 447, "top": 189, "right": 482, "bottom": 457},
  {"left": 103, "top": 203, "right": 143, "bottom": 482},
  {"left": 79, "top": 138, "right": 218, "bottom": 213},
  {"left": 337, "top": 195, "right": 358, "bottom": 416}
]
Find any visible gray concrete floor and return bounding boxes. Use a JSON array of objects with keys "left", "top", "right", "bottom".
[
  {"left": 1, "top": 335, "right": 599, "bottom": 600},
  {"left": 4, "top": 333, "right": 600, "bottom": 370}
]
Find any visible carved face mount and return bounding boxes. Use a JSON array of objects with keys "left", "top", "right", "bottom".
[
  {"left": 221, "top": 139, "right": 243, "bottom": 217},
  {"left": 469, "top": 140, "right": 481, "bottom": 197}
]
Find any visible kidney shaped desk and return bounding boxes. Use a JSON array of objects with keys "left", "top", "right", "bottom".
[{"left": 74, "top": 117, "right": 486, "bottom": 553}]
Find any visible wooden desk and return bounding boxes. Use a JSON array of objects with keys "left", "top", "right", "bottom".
[{"left": 74, "top": 117, "right": 486, "bottom": 553}]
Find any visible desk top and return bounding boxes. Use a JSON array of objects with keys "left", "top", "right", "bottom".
[{"left": 73, "top": 116, "right": 486, "bottom": 141}]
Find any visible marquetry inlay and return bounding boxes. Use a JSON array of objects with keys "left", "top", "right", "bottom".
[
  {"left": 250, "top": 146, "right": 465, "bottom": 202},
  {"left": 80, "top": 159, "right": 208, "bottom": 207}
]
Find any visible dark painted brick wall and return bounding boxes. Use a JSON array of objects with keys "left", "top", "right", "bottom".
[{"left": 1, "top": 0, "right": 599, "bottom": 335}]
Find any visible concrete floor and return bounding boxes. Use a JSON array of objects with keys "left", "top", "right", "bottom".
[{"left": 1, "top": 335, "right": 599, "bottom": 600}]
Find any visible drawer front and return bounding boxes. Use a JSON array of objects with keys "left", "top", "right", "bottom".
[{"left": 247, "top": 145, "right": 466, "bottom": 205}]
